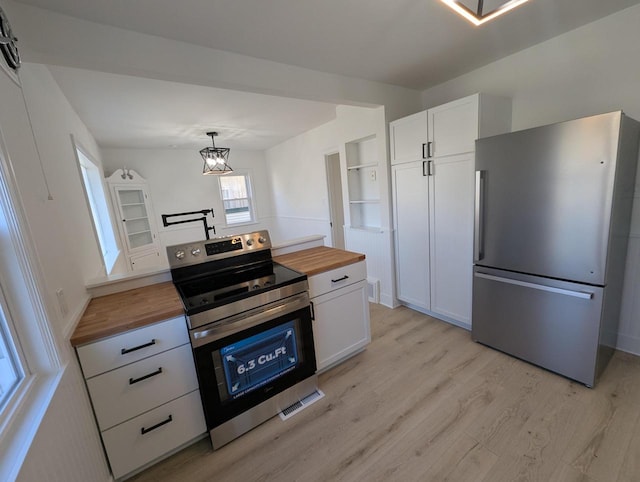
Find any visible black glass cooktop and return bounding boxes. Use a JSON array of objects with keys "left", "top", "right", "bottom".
[{"left": 175, "top": 261, "right": 306, "bottom": 315}]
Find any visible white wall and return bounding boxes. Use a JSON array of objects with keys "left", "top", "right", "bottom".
[
  {"left": 101, "top": 148, "right": 273, "bottom": 260},
  {"left": 266, "top": 105, "right": 397, "bottom": 307},
  {"left": 0, "top": 63, "right": 110, "bottom": 480},
  {"left": 420, "top": 3, "right": 640, "bottom": 355},
  {"left": 17, "top": 63, "right": 107, "bottom": 335}
]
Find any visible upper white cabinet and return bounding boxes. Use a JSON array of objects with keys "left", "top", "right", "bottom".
[
  {"left": 390, "top": 111, "right": 428, "bottom": 165},
  {"left": 107, "top": 169, "right": 161, "bottom": 271},
  {"left": 390, "top": 93, "right": 511, "bottom": 329}
]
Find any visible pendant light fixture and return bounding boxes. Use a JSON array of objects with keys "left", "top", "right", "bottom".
[
  {"left": 440, "top": 0, "right": 530, "bottom": 26},
  {"left": 199, "top": 131, "right": 232, "bottom": 175}
]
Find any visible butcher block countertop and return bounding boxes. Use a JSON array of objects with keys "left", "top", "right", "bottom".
[
  {"left": 274, "top": 246, "right": 365, "bottom": 276},
  {"left": 70, "top": 281, "right": 184, "bottom": 346}
]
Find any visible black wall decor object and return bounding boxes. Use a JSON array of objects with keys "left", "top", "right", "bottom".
[{"left": 0, "top": 6, "right": 20, "bottom": 71}]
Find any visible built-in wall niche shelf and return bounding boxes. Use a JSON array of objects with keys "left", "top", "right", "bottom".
[
  {"left": 347, "top": 162, "right": 378, "bottom": 171},
  {"left": 345, "top": 135, "right": 380, "bottom": 230}
]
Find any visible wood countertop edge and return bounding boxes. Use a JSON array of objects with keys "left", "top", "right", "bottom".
[
  {"left": 70, "top": 307, "right": 185, "bottom": 347},
  {"left": 70, "top": 281, "right": 185, "bottom": 347},
  {"left": 274, "top": 246, "right": 366, "bottom": 276}
]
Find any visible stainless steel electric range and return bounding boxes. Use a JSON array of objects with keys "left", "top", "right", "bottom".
[{"left": 167, "top": 230, "right": 318, "bottom": 449}]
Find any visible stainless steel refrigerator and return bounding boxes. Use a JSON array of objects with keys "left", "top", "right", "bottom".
[{"left": 472, "top": 111, "right": 640, "bottom": 387}]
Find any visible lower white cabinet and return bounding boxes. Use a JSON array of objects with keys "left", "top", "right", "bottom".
[
  {"left": 309, "top": 261, "right": 371, "bottom": 372},
  {"left": 102, "top": 391, "right": 205, "bottom": 480},
  {"left": 76, "top": 316, "right": 206, "bottom": 480}
]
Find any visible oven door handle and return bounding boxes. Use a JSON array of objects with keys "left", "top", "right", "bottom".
[{"left": 190, "top": 292, "right": 310, "bottom": 348}]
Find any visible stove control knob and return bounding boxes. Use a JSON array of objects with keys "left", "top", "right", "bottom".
[
  {"left": 191, "top": 248, "right": 201, "bottom": 256},
  {"left": 175, "top": 250, "right": 185, "bottom": 260},
  {"left": 258, "top": 236, "right": 266, "bottom": 244},
  {"left": 246, "top": 239, "right": 254, "bottom": 246}
]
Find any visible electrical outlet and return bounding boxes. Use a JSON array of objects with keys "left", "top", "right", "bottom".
[
  {"left": 55, "top": 288, "right": 68, "bottom": 316},
  {"left": 369, "top": 169, "right": 377, "bottom": 181}
]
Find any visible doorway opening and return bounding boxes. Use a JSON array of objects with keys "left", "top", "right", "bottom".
[{"left": 325, "top": 152, "right": 345, "bottom": 249}]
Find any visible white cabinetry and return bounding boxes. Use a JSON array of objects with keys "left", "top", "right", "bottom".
[
  {"left": 107, "top": 169, "right": 161, "bottom": 272},
  {"left": 309, "top": 261, "right": 371, "bottom": 372},
  {"left": 390, "top": 94, "right": 511, "bottom": 329},
  {"left": 76, "top": 316, "right": 205, "bottom": 480}
]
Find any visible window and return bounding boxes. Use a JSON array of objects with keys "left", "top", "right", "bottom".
[
  {"left": 75, "top": 143, "right": 119, "bottom": 273},
  {"left": 218, "top": 173, "right": 256, "bottom": 225},
  {"left": 0, "top": 286, "right": 23, "bottom": 411},
  {"left": 0, "top": 130, "right": 61, "bottom": 481}
]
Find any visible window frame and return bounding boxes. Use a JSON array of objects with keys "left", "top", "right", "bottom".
[
  {"left": 0, "top": 121, "right": 62, "bottom": 481},
  {"left": 73, "top": 137, "right": 120, "bottom": 274},
  {"left": 217, "top": 171, "right": 258, "bottom": 227}
]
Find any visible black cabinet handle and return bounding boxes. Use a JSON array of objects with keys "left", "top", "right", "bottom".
[
  {"left": 140, "top": 414, "right": 173, "bottom": 435},
  {"left": 129, "top": 367, "right": 163, "bottom": 385},
  {"left": 310, "top": 301, "right": 315, "bottom": 321},
  {"left": 423, "top": 160, "right": 428, "bottom": 177},
  {"left": 331, "top": 275, "right": 349, "bottom": 283},
  {"left": 427, "top": 141, "right": 433, "bottom": 158},
  {"left": 422, "top": 143, "right": 427, "bottom": 159},
  {"left": 121, "top": 339, "right": 156, "bottom": 355}
]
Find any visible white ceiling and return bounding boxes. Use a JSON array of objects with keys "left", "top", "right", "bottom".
[
  {"left": 14, "top": 0, "right": 640, "bottom": 150},
  {"left": 46, "top": 66, "right": 338, "bottom": 150}
]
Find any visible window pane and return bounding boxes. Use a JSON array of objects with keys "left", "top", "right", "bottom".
[
  {"left": 219, "top": 175, "right": 254, "bottom": 225},
  {"left": 0, "top": 298, "right": 22, "bottom": 410}
]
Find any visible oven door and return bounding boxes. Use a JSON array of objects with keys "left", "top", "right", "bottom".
[{"left": 190, "top": 292, "right": 316, "bottom": 429}]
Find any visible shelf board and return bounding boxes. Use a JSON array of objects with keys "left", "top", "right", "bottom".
[
  {"left": 349, "top": 225, "right": 382, "bottom": 233},
  {"left": 347, "top": 162, "right": 378, "bottom": 171},
  {"left": 128, "top": 229, "right": 152, "bottom": 237},
  {"left": 349, "top": 199, "right": 380, "bottom": 204}
]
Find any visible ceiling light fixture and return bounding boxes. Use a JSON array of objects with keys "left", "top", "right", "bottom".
[
  {"left": 199, "top": 131, "right": 232, "bottom": 175},
  {"left": 440, "top": 0, "right": 530, "bottom": 26}
]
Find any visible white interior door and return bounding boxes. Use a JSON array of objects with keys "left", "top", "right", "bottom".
[{"left": 325, "top": 152, "right": 345, "bottom": 249}]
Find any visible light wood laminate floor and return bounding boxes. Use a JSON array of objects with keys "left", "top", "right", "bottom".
[{"left": 131, "top": 303, "right": 640, "bottom": 482}]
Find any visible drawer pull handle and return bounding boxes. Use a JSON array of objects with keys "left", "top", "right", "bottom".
[
  {"left": 310, "top": 301, "right": 315, "bottom": 321},
  {"left": 331, "top": 275, "right": 349, "bottom": 283},
  {"left": 129, "top": 367, "right": 163, "bottom": 385},
  {"left": 121, "top": 339, "right": 156, "bottom": 355},
  {"left": 140, "top": 414, "right": 173, "bottom": 435}
]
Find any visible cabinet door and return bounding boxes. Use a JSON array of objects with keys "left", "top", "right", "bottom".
[
  {"left": 428, "top": 95, "right": 479, "bottom": 158},
  {"left": 311, "top": 280, "right": 371, "bottom": 372},
  {"left": 428, "top": 153, "right": 474, "bottom": 326},
  {"left": 392, "top": 161, "right": 430, "bottom": 310},
  {"left": 389, "top": 111, "right": 428, "bottom": 165},
  {"left": 130, "top": 249, "right": 161, "bottom": 271},
  {"left": 113, "top": 185, "right": 158, "bottom": 253}
]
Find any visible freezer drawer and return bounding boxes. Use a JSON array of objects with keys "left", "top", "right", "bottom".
[{"left": 472, "top": 267, "right": 603, "bottom": 386}]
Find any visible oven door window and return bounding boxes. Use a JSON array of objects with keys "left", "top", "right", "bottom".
[
  {"left": 218, "top": 320, "right": 299, "bottom": 402},
  {"left": 193, "top": 306, "right": 315, "bottom": 428}
]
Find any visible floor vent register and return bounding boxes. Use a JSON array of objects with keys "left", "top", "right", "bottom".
[{"left": 279, "top": 389, "right": 325, "bottom": 421}]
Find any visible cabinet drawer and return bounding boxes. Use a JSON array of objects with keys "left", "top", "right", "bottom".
[
  {"left": 87, "top": 343, "right": 198, "bottom": 430},
  {"left": 102, "top": 390, "right": 206, "bottom": 480},
  {"left": 77, "top": 315, "right": 189, "bottom": 378},
  {"left": 308, "top": 260, "right": 366, "bottom": 298}
]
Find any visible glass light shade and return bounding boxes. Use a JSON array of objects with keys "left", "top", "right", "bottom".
[{"left": 199, "top": 133, "right": 232, "bottom": 175}]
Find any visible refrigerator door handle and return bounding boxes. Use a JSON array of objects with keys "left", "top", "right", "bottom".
[
  {"left": 474, "top": 272, "right": 594, "bottom": 300},
  {"left": 474, "top": 170, "right": 486, "bottom": 261}
]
